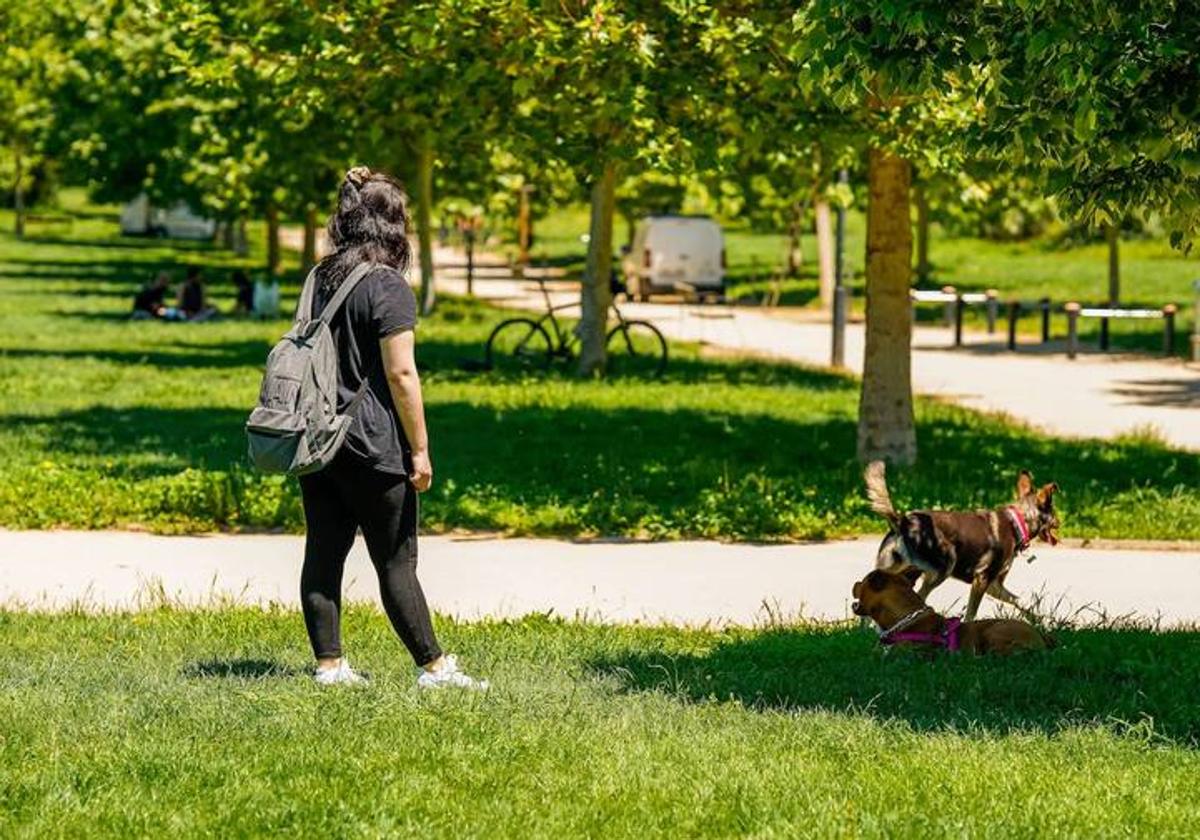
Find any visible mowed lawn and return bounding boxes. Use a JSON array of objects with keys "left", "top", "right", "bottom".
[
  {"left": 1, "top": 608, "right": 1198, "bottom": 837},
  {"left": 1, "top": 202, "right": 1198, "bottom": 540}
]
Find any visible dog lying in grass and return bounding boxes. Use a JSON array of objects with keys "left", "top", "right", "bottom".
[
  {"left": 852, "top": 568, "right": 1053, "bottom": 655},
  {"left": 865, "top": 461, "right": 1060, "bottom": 622}
]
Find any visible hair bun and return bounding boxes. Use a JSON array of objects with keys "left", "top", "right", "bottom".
[{"left": 345, "top": 166, "right": 372, "bottom": 189}]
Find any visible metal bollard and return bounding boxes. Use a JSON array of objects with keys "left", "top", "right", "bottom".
[
  {"left": 1040, "top": 297, "right": 1052, "bottom": 343},
  {"left": 1007, "top": 300, "right": 1020, "bottom": 351},
  {"left": 831, "top": 285, "right": 848, "bottom": 368},
  {"left": 954, "top": 294, "right": 965, "bottom": 347},
  {"left": 1163, "top": 304, "right": 1177, "bottom": 356},
  {"left": 1065, "top": 302, "right": 1080, "bottom": 359}
]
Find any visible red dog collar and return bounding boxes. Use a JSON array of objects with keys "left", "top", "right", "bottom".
[{"left": 1006, "top": 506, "right": 1031, "bottom": 552}]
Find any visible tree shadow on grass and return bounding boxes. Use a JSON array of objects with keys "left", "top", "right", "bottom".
[
  {"left": 181, "top": 658, "right": 303, "bottom": 679},
  {"left": 1, "top": 356, "right": 1196, "bottom": 530},
  {"left": 587, "top": 625, "right": 1200, "bottom": 746},
  {"left": 0, "top": 339, "right": 273, "bottom": 370}
]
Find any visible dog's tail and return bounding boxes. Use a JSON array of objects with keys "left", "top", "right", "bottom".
[{"left": 864, "top": 460, "right": 902, "bottom": 530}]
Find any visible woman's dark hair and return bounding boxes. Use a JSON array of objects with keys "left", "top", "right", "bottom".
[{"left": 316, "top": 167, "right": 412, "bottom": 294}]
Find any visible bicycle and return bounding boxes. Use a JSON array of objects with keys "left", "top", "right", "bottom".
[{"left": 484, "top": 275, "right": 668, "bottom": 377}]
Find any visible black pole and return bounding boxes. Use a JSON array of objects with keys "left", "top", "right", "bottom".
[
  {"left": 831, "top": 168, "right": 848, "bottom": 368},
  {"left": 465, "top": 227, "right": 475, "bottom": 296}
]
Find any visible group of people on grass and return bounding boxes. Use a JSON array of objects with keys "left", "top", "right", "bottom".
[{"left": 131, "top": 266, "right": 262, "bottom": 321}]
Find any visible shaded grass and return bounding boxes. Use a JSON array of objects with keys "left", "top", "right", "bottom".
[
  {"left": 1, "top": 206, "right": 1198, "bottom": 539},
  {"left": 1, "top": 607, "right": 1198, "bottom": 837}
]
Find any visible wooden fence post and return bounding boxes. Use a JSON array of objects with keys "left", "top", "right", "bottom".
[
  {"left": 941, "top": 285, "right": 956, "bottom": 327},
  {"left": 1007, "top": 301, "right": 1019, "bottom": 351},
  {"left": 1065, "top": 302, "right": 1080, "bottom": 359},
  {"left": 1163, "top": 304, "right": 1177, "bottom": 356},
  {"left": 985, "top": 289, "right": 998, "bottom": 334},
  {"left": 1040, "top": 297, "right": 1052, "bottom": 343},
  {"left": 954, "top": 294, "right": 965, "bottom": 347}
]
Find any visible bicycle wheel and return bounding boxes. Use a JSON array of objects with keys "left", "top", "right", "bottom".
[
  {"left": 485, "top": 318, "right": 554, "bottom": 373},
  {"left": 606, "top": 319, "right": 668, "bottom": 378}
]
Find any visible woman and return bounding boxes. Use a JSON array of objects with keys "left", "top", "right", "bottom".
[{"left": 300, "top": 166, "right": 485, "bottom": 689}]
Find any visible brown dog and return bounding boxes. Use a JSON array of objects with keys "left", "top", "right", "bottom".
[
  {"left": 852, "top": 568, "right": 1052, "bottom": 655},
  {"left": 865, "top": 461, "right": 1061, "bottom": 622}
]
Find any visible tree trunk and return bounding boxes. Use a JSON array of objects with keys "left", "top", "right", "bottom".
[
  {"left": 416, "top": 138, "right": 436, "bottom": 316},
  {"left": 1105, "top": 222, "right": 1119, "bottom": 304},
  {"left": 914, "top": 181, "right": 931, "bottom": 283},
  {"left": 302, "top": 205, "right": 318, "bottom": 272},
  {"left": 517, "top": 185, "right": 532, "bottom": 265},
  {"left": 234, "top": 218, "right": 249, "bottom": 257},
  {"left": 220, "top": 220, "right": 235, "bottom": 250},
  {"left": 815, "top": 200, "right": 835, "bottom": 308},
  {"left": 858, "top": 147, "right": 916, "bottom": 466},
  {"left": 266, "top": 203, "right": 281, "bottom": 276},
  {"left": 786, "top": 202, "right": 805, "bottom": 277},
  {"left": 13, "top": 149, "right": 25, "bottom": 238},
  {"left": 578, "top": 161, "right": 617, "bottom": 377}
]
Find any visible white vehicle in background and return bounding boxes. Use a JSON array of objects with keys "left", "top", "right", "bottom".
[
  {"left": 621, "top": 215, "right": 725, "bottom": 301},
  {"left": 120, "top": 193, "right": 217, "bottom": 240}
]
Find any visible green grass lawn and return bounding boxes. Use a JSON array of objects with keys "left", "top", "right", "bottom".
[
  {"left": 515, "top": 204, "right": 1198, "bottom": 354},
  {"left": 1, "top": 607, "right": 1198, "bottom": 837},
  {"left": 1, "top": 201, "right": 1198, "bottom": 540}
]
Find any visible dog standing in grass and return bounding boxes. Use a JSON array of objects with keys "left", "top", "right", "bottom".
[{"left": 865, "top": 461, "right": 1061, "bottom": 621}]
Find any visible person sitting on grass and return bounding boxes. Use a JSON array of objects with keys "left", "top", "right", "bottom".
[
  {"left": 131, "top": 271, "right": 171, "bottom": 319},
  {"left": 179, "top": 266, "right": 216, "bottom": 321},
  {"left": 300, "top": 166, "right": 487, "bottom": 690},
  {"left": 231, "top": 269, "right": 255, "bottom": 316}
]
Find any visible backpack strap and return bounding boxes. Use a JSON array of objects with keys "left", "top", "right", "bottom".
[
  {"left": 293, "top": 261, "right": 378, "bottom": 327},
  {"left": 292, "top": 265, "right": 321, "bottom": 326}
]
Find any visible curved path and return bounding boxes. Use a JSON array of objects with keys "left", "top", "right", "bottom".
[{"left": 433, "top": 258, "right": 1200, "bottom": 450}]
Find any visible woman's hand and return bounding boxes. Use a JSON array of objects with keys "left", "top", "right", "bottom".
[{"left": 410, "top": 448, "right": 433, "bottom": 492}]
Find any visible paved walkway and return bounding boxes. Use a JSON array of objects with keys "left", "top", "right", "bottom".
[
  {"left": 436, "top": 263, "right": 1200, "bottom": 450},
  {"left": 3, "top": 530, "right": 1196, "bottom": 627}
]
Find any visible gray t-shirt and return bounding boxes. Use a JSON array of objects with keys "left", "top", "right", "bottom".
[{"left": 312, "top": 265, "right": 417, "bottom": 474}]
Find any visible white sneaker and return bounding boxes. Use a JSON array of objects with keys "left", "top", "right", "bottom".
[
  {"left": 313, "top": 659, "right": 369, "bottom": 686},
  {"left": 416, "top": 654, "right": 489, "bottom": 691}
]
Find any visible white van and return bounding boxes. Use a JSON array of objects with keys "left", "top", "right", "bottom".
[
  {"left": 621, "top": 215, "right": 725, "bottom": 301},
  {"left": 120, "top": 193, "right": 216, "bottom": 240}
]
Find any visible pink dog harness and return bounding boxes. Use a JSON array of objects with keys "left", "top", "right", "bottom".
[
  {"left": 1006, "top": 505, "right": 1031, "bottom": 552},
  {"left": 880, "top": 611, "right": 962, "bottom": 652}
]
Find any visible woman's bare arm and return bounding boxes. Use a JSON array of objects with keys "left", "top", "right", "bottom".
[{"left": 380, "top": 329, "right": 432, "bottom": 491}]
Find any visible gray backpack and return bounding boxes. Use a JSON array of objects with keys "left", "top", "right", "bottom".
[{"left": 245, "top": 262, "right": 376, "bottom": 476}]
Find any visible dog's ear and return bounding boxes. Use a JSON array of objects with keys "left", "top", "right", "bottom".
[
  {"left": 1037, "top": 482, "right": 1059, "bottom": 507},
  {"left": 900, "top": 566, "right": 923, "bottom": 587},
  {"left": 852, "top": 580, "right": 862, "bottom": 600},
  {"left": 1016, "top": 470, "right": 1034, "bottom": 498}
]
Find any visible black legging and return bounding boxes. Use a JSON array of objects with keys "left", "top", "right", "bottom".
[{"left": 298, "top": 452, "right": 442, "bottom": 666}]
